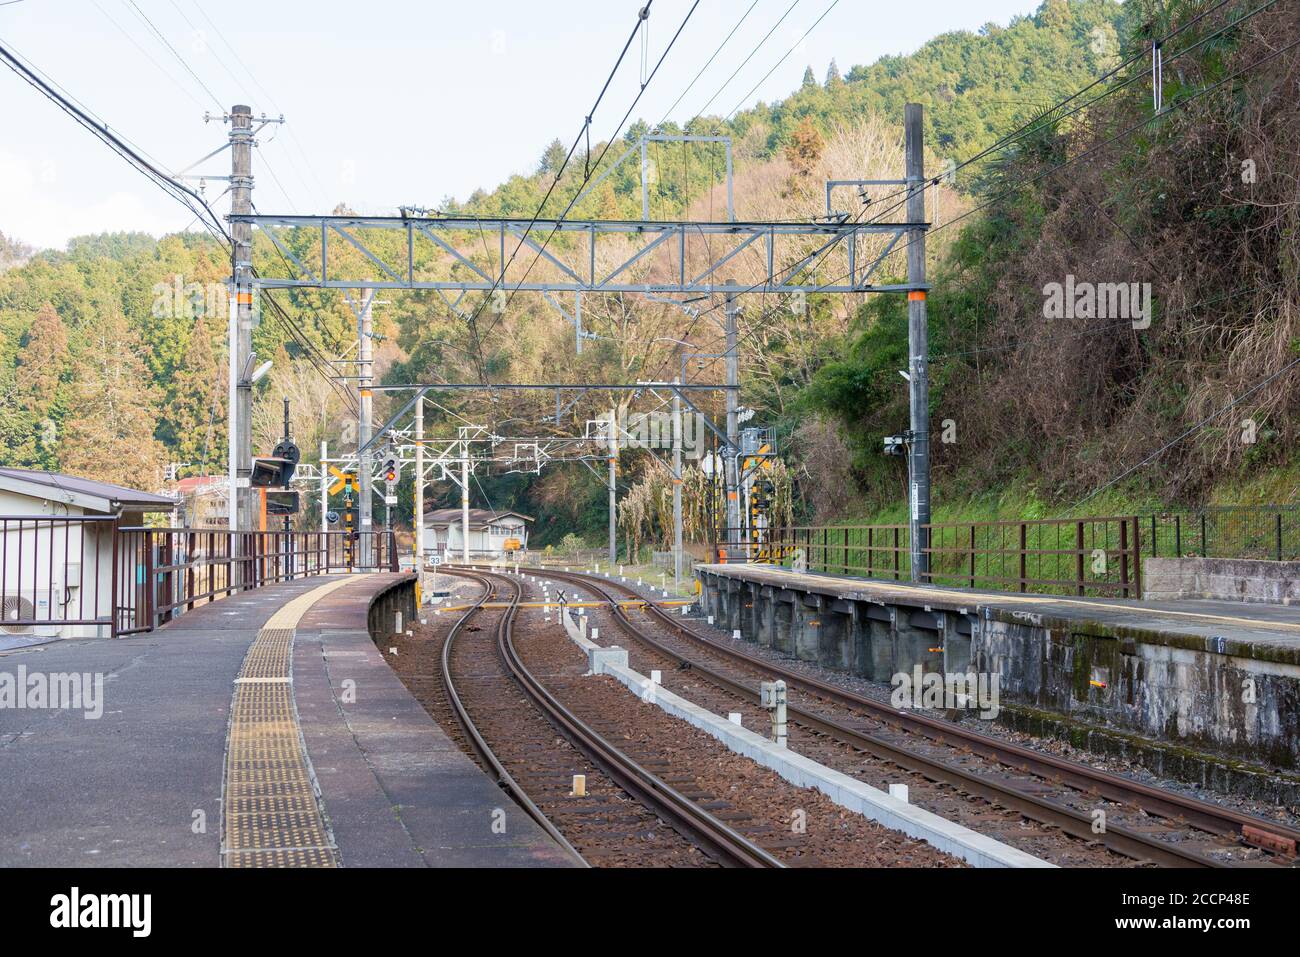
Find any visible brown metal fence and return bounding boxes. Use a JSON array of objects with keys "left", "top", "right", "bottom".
[
  {"left": 731, "top": 516, "right": 1143, "bottom": 597},
  {"left": 0, "top": 515, "right": 119, "bottom": 637},
  {"left": 719, "top": 506, "right": 1298, "bottom": 597},
  {"left": 0, "top": 516, "right": 398, "bottom": 640}
]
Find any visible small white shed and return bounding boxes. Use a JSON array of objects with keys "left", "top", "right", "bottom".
[
  {"left": 423, "top": 508, "right": 532, "bottom": 559},
  {"left": 0, "top": 469, "right": 175, "bottom": 647}
]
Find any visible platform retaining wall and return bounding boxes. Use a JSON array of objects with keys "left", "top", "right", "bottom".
[
  {"left": 366, "top": 575, "right": 418, "bottom": 644},
  {"left": 697, "top": 568, "right": 1300, "bottom": 800}
]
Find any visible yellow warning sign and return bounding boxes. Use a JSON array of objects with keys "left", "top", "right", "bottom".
[{"left": 327, "top": 465, "right": 354, "bottom": 496}]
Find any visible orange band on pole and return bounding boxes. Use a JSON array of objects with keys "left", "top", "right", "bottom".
[{"left": 908, "top": 290, "right": 926, "bottom": 302}]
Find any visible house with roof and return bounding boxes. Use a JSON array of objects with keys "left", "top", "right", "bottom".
[
  {"left": 422, "top": 507, "right": 533, "bottom": 560},
  {"left": 0, "top": 469, "right": 175, "bottom": 646},
  {"left": 174, "top": 474, "right": 229, "bottom": 528}
]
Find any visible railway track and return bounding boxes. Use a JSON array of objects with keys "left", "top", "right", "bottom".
[
  {"left": 527, "top": 566, "right": 1300, "bottom": 868},
  {"left": 436, "top": 567, "right": 784, "bottom": 868}
]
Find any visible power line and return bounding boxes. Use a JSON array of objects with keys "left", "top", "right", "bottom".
[
  {"left": 89, "top": 0, "right": 208, "bottom": 112},
  {"left": 0, "top": 37, "right": 357, "bottom": 421},
  {"left": 124, "top": 0, "right": 225, "bottom": 112},
  {"left": 186, "top": 0, "right": 331, "bottom": 207},
  {"left": 0, "top": 36, "right": 228, "bottom": 241},
  {"left": 470, "top": 2, "right": 701, "bottom": 365},
  {"left": 725, "top": 0, "right": 841, "bottom": 120},
  {"left": 675, "top": 3, "right": 1296, "bottom": 376},
  {"left": 655, "top": 0, "right": 760, "bottom": 127},
  {"left": 862, "top": 26, "right": 1300, "bottom": 287},
  {"left": 691, "top": 0, "right": 801, "bottom": 120},
  {"left": 454, "top": 1, "right": 658, "bottom": 374},
  {"left": 852, "top": 0, "right": 1263, "bottom": 229},
  {"left": 0, "top": 31, "right": 171, "bottom": 171}
]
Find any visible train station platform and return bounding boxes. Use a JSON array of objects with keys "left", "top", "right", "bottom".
[
  {"left": 696, "top": 564, "right": 1300, "bottom": 794},
  {"left": 0, "top": 573, "right": 578, "bottom": 868}
]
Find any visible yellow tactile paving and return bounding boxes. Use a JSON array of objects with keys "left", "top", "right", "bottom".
[{"left": 220, "top": 575, "right": 372, "bottom": 868}]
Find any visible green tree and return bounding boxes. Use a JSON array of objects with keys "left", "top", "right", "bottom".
[
  {"left": 161, "top": 314, "right": 224, "bottom": 469},
  {"left": 60, "top": 309, "right": 168, "bottom": 489},
  {"left": 15, "top": 302, "right": 70, "bottom": 468},
  {"left": 538, "top": 138, "right": 567, "bottom": 176}
]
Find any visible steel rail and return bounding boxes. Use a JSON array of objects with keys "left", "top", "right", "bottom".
[
  {"left": 443, "top": 566, "right": 783, "bottom": 868},
  {"left": 538, "top": 568, "right": 1297, "bottom": 867},
  {"left": 439, "top": 570, "right": 588, "bottom": 867}
]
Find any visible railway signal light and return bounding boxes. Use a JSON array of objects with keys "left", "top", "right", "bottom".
[
  {"left": 264, "top": 490, "right": 300, "bottom": 515},
  {"left": 251, "top": 457, "right": 292, "bottom": 487},
  {"left": 273, "top": 440, "right": 300, "bottom": 482},
  {"left": 252, "top": 440, "right": 301, "bottom": 488}
]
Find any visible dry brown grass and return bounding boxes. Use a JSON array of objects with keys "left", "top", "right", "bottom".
[{"left": 935, "top": 2, "right": 1300, "bottom": 503}]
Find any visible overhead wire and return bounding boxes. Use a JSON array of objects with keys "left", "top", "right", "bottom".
[
  {"left": 470, "top": 1, "right": 701, "bottom": 360},
  {"left": 649, "top": 0, "right": 1289, "bottom": 382}
]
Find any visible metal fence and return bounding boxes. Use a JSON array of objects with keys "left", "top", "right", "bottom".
[
  {"left": 0, "top": 516, "right": 398, "bottom": 641},
  {"left": 1, "top": 515, "right": 119, "bottom": 638},
  {"left": 717, "top": 506, "right": 1298, "bottom": 598},
  {"left": 1143, "top": 506, "right": 1298, "bottom": 562},
  {"left": 731, "top": 516, "right": 1143, "bottom": 597}
]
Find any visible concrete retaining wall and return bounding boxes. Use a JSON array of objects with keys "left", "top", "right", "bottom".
[
  {"left": 697, "top": 568, "right": 1300, "bottom": 784},
  {"left": 1143, "top": 557, "right": 1300, "bottom": 605}
]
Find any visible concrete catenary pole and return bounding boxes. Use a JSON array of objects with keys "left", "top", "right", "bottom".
[
  {"left": 414, "top": 393, "right": 424, "bottom": 567},
  {"left": 461, "top": 430, "right": 470, "bottom": 565},
  {"left": 228, "top": 105, "right": 255, "bottom": 584},
  {"left": 319, "top": 440, "right": 328, "bottom": 535},
  {"left": 608, "top": 410, "right": 618, "bottom": 565},
  {"left": 724, "top": 280, "right": 740, "bottom": 553},
  {"left": 672, "top": 377, "right": 683, "bottom": 593},
  {"left": 357, "top": 292, "right": 375, "bottom": 567},
  {"left": 904, "top": 103, "right": 931, "bottom": 582}
]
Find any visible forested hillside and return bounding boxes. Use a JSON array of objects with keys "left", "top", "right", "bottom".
[{"left": 2, "top": 0, "right": 1294, "bottom": 547}]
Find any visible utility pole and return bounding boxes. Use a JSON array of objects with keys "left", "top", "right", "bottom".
[
  {"left": 605, "top": 408, "right": 616, "bottom": 564},
  {"left": 904, "top": 103, "right": 931, "bottom": 583},
  {"left": 357, "top": 291, "right": 375, "bottom": 567},
  {"left": 414, "top": 393, "right": 424, "bottom": 568},
  {"left": 281, "top": 397, "right": 292, "bottom": 535},
  {"left": 724, "top": 280, "right": 740, "bottom": 554},
  {"left": 227, "top": 105, "right": 255, "bottom": 565},
  {"left": 460, "top": 427, "right": 470, "bottom": 565},
  {"left": 319, "top": 440, "right": 328, "bottom": 535},
  {"left": 672, "top": 376, "right": 683, "bottom": 592}
]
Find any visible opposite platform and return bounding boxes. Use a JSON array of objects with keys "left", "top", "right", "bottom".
[{"left": 696, "top": 563, "right": 1300, "bottom": 779}]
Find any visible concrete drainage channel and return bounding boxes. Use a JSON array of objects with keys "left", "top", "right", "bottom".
[{"left": 534, "top": 576, "right": 1050, "bottom": 869}]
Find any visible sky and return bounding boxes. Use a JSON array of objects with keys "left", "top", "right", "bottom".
[{"left": 0, "top": 0, "right": 1042, "bottom": 250}]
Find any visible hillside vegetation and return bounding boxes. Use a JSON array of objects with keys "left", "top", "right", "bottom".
[{"left": 1, "top": 0, "right": 1294, "bottom": 547}]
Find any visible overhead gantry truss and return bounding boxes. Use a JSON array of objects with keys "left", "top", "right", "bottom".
[{"left": 232, "top": 213, "right": 928, "bottom": 295}]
